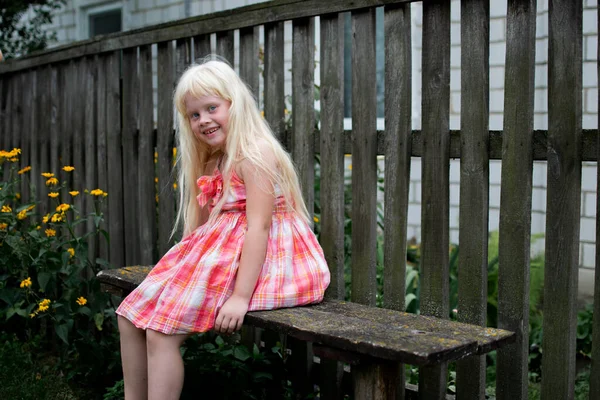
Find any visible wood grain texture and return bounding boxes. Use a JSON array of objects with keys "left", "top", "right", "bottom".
[
  {"left": 0, "top": 0, "right": 415, "bottom": 74},
  {"left": 318, "top": 14, "right": 346, "bottom": 399},
  {"left": 456, "top": 1, "right": 489, "bottom": 399},
  {"left": 193, "top": 34, "right": 211, "bottom": 62},
  {"left": 216, "top": 30, "right": 234, "bottom": 65},
  {"left": 20, "top": 71, "right": 32, "bottom": 203},
  {"left": 291, "top": 17, "right": 315, "bottom": 213},
  {"left": 105, "top": 51, "right": 125, "bottom": 267},
  {"left": 73, "top": 60, "right": 87, "bottom": 238},
  {"left": 138, "top": 45, "right": 157, "bottom": 265},
  {"left": 319, "top": 13, "right": 345, "bottom": 302},
  {"left": 384, "top": 3, "right": 411, "bottom": 314},
  {"left": 157, "top": 41, "right": 176, "bottom": 257},
  {"left": 541, "top": 1, "right": 582, "bottom": 399},
  {"left": 84, "top": 57, "right": 98, "bottom": 265},
  {"left": 419, "top": 1, "right": 451, "bottom": 397},
  {"left": 239, "top": 27, "right": 259, "bottom": 100},
  {"left": 176, "top": 38, "right": 191, "bottom": 80},
  {"left": 122, "top": 48, "right": 141, "bottom": 265},
  {"left": 350, "top": 8, "right": 378, "bottom": 307},
  {"left": 38, "top": 67, "right": 52, "bottom": 217},
  {"left": 495, "top": 1, "right": 536, "bottom": 399},
  {"left": 95, "top": 55, "right": 109, "bottom": 262},
  {"left": 264, "top": 22, "right": 285, "bottom": 144}
]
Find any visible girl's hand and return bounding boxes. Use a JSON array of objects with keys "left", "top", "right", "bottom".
[{"left": 214, "top": 295, "right": 249, "bottom": 334}]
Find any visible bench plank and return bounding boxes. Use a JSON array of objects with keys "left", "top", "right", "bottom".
[{"left": 97, "top": 267, "right": 514, "bottom": 367}]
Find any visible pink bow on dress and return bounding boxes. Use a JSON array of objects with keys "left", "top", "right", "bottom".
[{"left": 196, "top": 173, "right": 223, "bottom": 208}]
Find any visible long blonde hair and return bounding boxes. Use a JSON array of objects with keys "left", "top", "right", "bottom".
[{"left": 172, "top": 58, "right": 309, "bottom": 236}]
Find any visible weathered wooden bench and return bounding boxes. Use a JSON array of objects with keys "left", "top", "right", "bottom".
[{"left": 97, "top": 265, "right": 515, "bottom": 399}]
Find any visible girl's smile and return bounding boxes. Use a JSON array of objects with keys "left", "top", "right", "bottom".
[{"left": 185, "top": 94, "right": 231, "bottom": 150}]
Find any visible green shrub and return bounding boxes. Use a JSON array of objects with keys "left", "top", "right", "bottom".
[{"left": 0, "top": 148, "right": 120, "bottom": 390}]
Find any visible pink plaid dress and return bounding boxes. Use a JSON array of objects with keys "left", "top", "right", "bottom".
[{"left": 116, "top": 168, "right": 330, "bottom": 335}]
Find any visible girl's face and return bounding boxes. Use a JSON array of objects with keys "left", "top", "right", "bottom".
[{"left": 184, "top": 94, "right": 231, "bottom": 151}]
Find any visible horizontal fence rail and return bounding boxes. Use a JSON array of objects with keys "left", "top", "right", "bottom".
[{"left": 0, "top": 0, "right": 595, "bottom": 399}]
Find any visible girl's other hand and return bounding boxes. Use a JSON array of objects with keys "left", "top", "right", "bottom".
[{"left": 214, "top": 295, "right": 249, "bottom": 334}]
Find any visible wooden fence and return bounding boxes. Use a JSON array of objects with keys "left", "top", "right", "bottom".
[{"left": 0, "top": 0, "right": 596, "bottom": 398}]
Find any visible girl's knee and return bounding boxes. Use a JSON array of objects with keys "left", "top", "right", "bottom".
[{"left": 146, "top": 330, "right": 187, "bottom": 356}]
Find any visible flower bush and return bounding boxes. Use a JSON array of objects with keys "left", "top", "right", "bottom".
[{"left": 0, "top": 149, "right": 120, "bottom": 388}]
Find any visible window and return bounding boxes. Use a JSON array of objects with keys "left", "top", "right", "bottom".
[{"left": 89, "top": 9, "right": 122, "bottom": 37}]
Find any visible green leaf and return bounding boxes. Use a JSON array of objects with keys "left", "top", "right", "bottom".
[
  {"left": 215, "top": 335, "right": 225, "bottom": 347},
  {"left": 233, "top": 345, "right": 251, "bottom": 361},
  {"left": 94, "top": 312, "right": 104, "bottom": 331},
  {"left": 78, "top": 306, "right": 92, "bottom": 316},
  {"left": 55, "top": 323, "right": 69, "bottom": 344},
  {"left": 37, "top": 272, "right": 52, "bottom": 292}
]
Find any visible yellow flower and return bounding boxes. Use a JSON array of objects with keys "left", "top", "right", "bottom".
[
  {"left": 17, "top": 166, "right": 31, "bottom": 175},
  {"left": 45, "top": 229, "right": 56, "bottom": 237},
  {"left": 17, "top": 209, "right": 27, "bottom": 220},
  {"left": 9, "top": 158, "right": 18, "bottom": 162},
  {"left": 155, "top": 177, "right": 158, "bottom": 183},
  {"left": 51, "top": 213, "right": 64, "bottom": 223},
  {"left": 56, "top": 204, "right": 70, "bottom": 213},
  {"left": 15, "top": 193, "right": 20, "bottom": 200},
  {"left": 36, "top": 225, "right": 41, "bottom": 230},
  {"left": 103, "top": 193, "right": 108, "bottom": 197},
  {"left": 26, "top": 205, "right": 35, "bottom": 212},
  {"left": 48, "top": 192, "right": 59, "bottom": 198},
  {"left": 41, "top": 172, "right": 55, "bottom": 178},
  {"left": 62, "top": 166, "right": 75, "bottom": 172},
  {"left": 90, "top": 189, "right": 105, "bottom": 196},
  {"left": 42, "top": 214, "right": 50, "bottom": 223},
  {"left": 46, "top": 177, "right": 59, "bottom": 186},
  {"left": 1, "top": 205, "right": 12, "bottom": 213},
  {"left": 20, "top": 277, "right": 32, "bottom": 288},
  {"left": 67, "top": 248, "right": 75, "bottom": 258},
  {"left": 69, "top": 191, "right": 79, "bottom": 197},
  {"left": 38, "top": 299, "right": 51, "bottom": 312},
  {"left": 313, "top": 216, "right": 320, "bottom": 223},
  {"left": 173, "top": 183, "right": 178, "bottom": 190},
  {"left": 76, "top": 296, "right": 87, "bottom": 306},
  {"left": 29, "top": 313, "right": 36, "bottom": 318},
  {"left": 0, "top": 223, "right": 7, "bottom": 230}
]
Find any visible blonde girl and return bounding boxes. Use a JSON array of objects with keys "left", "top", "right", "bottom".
[{"left": 115, "top": 59, "right": 330, "bottom": 400}]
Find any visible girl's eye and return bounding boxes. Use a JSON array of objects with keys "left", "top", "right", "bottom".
[
  {"left": 208, "top": 105, "right": 216, "bottom": 112},
  {"left": 191, "top": 112, "right": 199, "bottom": 119}
]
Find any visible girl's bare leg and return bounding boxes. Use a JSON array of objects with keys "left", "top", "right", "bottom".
[
  {"left": 146, "top": 329, "right": 189, "bottom": 400},
  {"left": 118, "top": 316, "right": 148, "bottom": 400}
]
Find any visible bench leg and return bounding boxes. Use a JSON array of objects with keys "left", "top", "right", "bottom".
[
  {"left": 353, "top": 361, "right": 403, "bottom": 400},
  {"left": 418, "top": 362, "right": 448, "bottom": 400}
]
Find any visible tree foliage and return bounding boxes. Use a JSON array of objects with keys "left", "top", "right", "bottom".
[{"left": 0, "top": 0, "right": 66, "bottom": 59}]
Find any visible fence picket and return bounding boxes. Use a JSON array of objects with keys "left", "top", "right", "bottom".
[
  {"left": 541, "top": 1, "right": 583, "bottom": 398},
  {"left": 239, "top": 26, "right": 259, "bottom": 100},
  {"left": 157, "top": 41, "right": 176, "bottom": 256},
  {"left": 496, "top": 1, "right": 536, "bottom": 398},
  {"left": 96, "top": 55, "right": 109, "bottom": 262},
  {"left": 318, "top": 14, "right": 346, "bottom": 399},
  {"left": 122, "top": 48, "right": 141, "bottom": 264},
  {"left": 419, "top": 1, "right": 451, "bottom": 398},
  {"left": 105, "top": 51, "right": 125, "bottom": 267},
  {"left": 264, "top": 22, "right": 285, "bottom": 144},
  {"left": 350, "top": 6, "right": 380, "bottom": 396},
  {"left": 456, "top": 1, "right": 490, "bottom": 399},
  {"left": 138, "top": 45, "right": 157, "bottom": 265}
]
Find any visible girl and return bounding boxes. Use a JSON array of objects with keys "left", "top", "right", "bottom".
[{"left": 115, "top": 59, "right": 330, "bottom": 400}]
